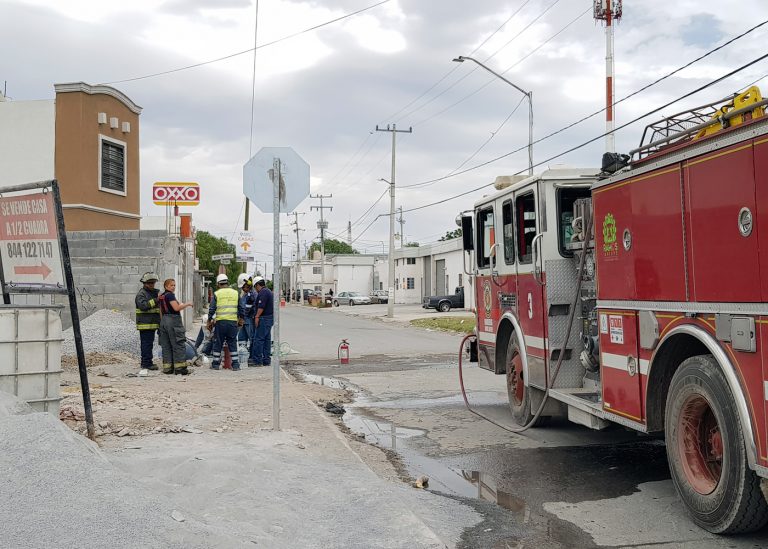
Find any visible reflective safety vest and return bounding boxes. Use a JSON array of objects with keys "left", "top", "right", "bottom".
[
  {"left": 214, "top": 288, "right": 239, "bottom": 321},
  {"left": 135, "top": 287, "right": 161, "bottom": 330}
]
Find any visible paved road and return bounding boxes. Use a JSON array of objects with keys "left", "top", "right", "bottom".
[
  {"left": 286, "top": 306, "right": 768, "bottom": 548},
  {"left": 279, "top": 304, "right": 460, "bottom": 361}
]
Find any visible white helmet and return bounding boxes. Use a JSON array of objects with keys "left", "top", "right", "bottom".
[
  {"left": 253, "top": 277, "right": 266, "bottom": 287},
  {"left": 237, "top": 273, "right": 252, "bottom": 288},
  {"left": 216, "top": 273, "right": 229, "bottom": 285}
]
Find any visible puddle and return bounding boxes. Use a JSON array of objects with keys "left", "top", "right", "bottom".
[
  {"left": 300, "top": 368, "right": 671, "bottom": 548},
  {"left": 461, "top": 470, "right": 530, "bottom": 517},
  {"left": 300, "top": 373, "right": 357, "bottom": 391}
]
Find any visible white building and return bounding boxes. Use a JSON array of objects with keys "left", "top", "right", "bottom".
[
  {"left": 288, "top": 254, "right": 387, "bottom": 296},
  {"left": 285, "top": 238, "right": 475, "bottom": 309},
  {"left": 377, "top": 238, "right": 475, "bottom": 307}
]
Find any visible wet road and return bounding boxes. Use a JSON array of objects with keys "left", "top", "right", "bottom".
[{"left": 283, "top": 306, "right": 768, "bottom": 547}]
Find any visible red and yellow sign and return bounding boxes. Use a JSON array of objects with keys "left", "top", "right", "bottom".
[{"left": 152, "top": 182, "right": 200, "bottom": 206}]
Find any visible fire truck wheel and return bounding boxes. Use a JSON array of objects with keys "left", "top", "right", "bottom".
[
  {"left": 505, "top": 336, "right": 544, "bottom": 426},
  {"left": 665, "top": 354, "right": 768, "bottom": 534}
]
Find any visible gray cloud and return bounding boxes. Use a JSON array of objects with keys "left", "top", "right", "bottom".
[{"left": 1, "top": 0, "right": 763, "bottom": 262}]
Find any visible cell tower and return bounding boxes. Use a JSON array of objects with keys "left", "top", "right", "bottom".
[{"left": 594, "top": 0, "right": 622, "bottom": 153}]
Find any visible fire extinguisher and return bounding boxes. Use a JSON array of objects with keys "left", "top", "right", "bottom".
[{"left": 338, "top": 339, "right": 350, "bottom": 365}]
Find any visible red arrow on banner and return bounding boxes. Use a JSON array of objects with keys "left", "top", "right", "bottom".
[{"left": 14, "top": 263, "right": 52, "bottom": 279}]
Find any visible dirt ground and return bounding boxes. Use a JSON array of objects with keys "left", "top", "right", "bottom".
[{"left": 58, "top": 352, "right": 406, "bottom": 484}]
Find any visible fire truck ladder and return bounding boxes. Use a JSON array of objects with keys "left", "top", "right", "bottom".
[{"left": 631, "top": 86, "right": 768, "bottom": 160}]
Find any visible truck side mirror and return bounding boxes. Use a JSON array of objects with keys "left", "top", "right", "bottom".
[{"left": 461, "top": 215, "right": 474, "bottom": 251}]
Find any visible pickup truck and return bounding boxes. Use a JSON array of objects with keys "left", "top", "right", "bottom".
[{"left": 422, "top": 287, "right": 464, "bottom": 312}]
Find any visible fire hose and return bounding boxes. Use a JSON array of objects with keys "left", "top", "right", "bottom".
[{"left": 458, "top": 214, "right": 593, "bottom": 434}]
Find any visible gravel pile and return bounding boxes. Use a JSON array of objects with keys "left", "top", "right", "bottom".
[{"left": 62, "top": 309, "right": 154, "bottom": 357}]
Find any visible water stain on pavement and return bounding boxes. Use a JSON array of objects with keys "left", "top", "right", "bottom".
[{"left": 299, "top": 368, "right": 672, "bottom": 548}]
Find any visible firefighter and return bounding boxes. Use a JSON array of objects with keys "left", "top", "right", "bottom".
[
  {"left": 208, "top": 273, "right": 242, "bottom": 371},
  {"left": 250, "top": 277, "right": 274, "bottom": 367},
  {"left": 237, "top": 273, "right": 257, "bottom": 356},
  {"left": 135, "top": 272, "right": 161, "bottom": 370},
  {"left": 158, "top": 278, "right": 193, "bottom": 375}
]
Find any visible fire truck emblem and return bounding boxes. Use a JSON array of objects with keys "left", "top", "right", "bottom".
[
  {"left": 483, "top": 281, "right": 492, "bottom": 317},
  {"left": 602, "top": 213, "right": 618, "bottom": 256}
]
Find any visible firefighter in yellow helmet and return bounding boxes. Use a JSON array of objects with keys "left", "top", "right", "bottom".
[{"left": 208, "top": 273, "right": 243, "bottom": 370}]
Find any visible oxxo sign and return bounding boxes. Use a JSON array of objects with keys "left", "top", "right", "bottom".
[{"left": 153, "top": 182, "right": 200, "bottom": 206}]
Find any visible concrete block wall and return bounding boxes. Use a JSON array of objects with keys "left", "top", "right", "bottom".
[{"left": 53, "top": 230, "right": 195, "bottom": 329}]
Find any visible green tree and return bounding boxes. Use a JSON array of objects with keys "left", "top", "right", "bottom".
[
  {"left": 438, "top": 228, "right": 462, "bottom": 241},
  {"left": 308, "top": 238, "right": 358, "bottom": 256},
  {"left": 196, "top": 230, "right": 240, "bottom": 283},
  {"left": 405, "top": 242, "right": 420, "bottom": 247}
]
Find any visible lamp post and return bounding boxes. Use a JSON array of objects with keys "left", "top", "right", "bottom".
[
  {"left": 379, "top": 178, "right": 395, "bottom": 318},
  {"left": 453, "top": 55, "right": 533, "bottom": 175}
]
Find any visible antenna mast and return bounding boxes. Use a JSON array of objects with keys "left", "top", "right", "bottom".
[{"left": 594, "top": 0, "right": 623, "bottom": 153}]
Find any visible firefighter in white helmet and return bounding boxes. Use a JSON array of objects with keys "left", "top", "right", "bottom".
[
  {"left": 236, "top": 274, "right": 257, "bottom": 361},
  {"left": 207, "top": 273, "right": 243, "bottom": 370}
]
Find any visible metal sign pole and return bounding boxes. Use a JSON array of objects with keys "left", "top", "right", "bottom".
[
  {"left": 272, "top": 158, "right": 281, "bottom": 431},
  {"left": 51, "top": 181, "right": 95, "bottom": 439}
]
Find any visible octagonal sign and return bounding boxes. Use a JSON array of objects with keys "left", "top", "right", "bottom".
[{"left": 243, "top": 147, "right": 310, "bottom": 213}]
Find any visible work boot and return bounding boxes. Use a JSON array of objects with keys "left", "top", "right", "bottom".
[
  {"left": 174, "top": 366, "right": 190, "bottom": 376},
  {"left": 247, "top": 361, "right": 260, "bottom": 368},
  {"left": 145, "top": 364, "right": 159, "bottom": 371},
  {"left": 162, "top": 364, "right": 174, "bottom": 374}
]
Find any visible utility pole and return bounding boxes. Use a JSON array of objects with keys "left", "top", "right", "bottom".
[
  {"left": 347, "top": 220, "right": 352, "bottom": 246},
  {"left": 396, "top": 206, "right": 405, "bottom": 248},
  {"left": 310, "top": 194, "right": 333, "bottom": 296},
  {"left": 376, "top": 123, "right": 412, "bottom": 318},
  {"left": 290, "top": 212, "right": 305, "bottom": 304}
]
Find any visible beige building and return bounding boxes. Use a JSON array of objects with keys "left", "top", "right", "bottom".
[{"left": 0, "top": 82, "right": 142, "bottom": 230}]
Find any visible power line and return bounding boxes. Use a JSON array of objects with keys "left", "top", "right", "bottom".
[
  {"left": 403, "top": 95, "right": 527, "bottom": 190},
  {"left": 100, "top": 0, "right": 391, "bottom": 85},
  {"left": 382, "top": 0, "right": 534, "bottom": 124},
  {"left": 412, "top": 4, "right": 590, "bottom": 128},
  {"left": 398, "top": 17, "right": 768, "bottom": 191},
  {"left": 350, "top": 188, "right": 388, "bottom": 228},
  {"left": 396, "top": 0, "right": 562, "bottom": 125},
  {"left": 401, "top": 51, "right": 768, "bottom": 215}
]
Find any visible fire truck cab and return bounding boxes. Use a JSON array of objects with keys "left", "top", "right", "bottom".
[{"left": 460, "top": 87, "right": 768, "bottom": 534}]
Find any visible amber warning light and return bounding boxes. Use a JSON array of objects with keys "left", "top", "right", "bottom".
[{"left": 153, "top": 182, "right": 200, "bottom": 206}]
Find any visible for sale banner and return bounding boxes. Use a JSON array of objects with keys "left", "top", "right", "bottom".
[{"left": 0, "top": 192, "right": 65, "bottom": 286}]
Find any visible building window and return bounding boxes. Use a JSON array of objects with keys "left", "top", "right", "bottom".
[
  {"left": 99, "top": 135, "right": 127, "bottom": 195},
  {"left": 407, "top": 277, "right": 415, "bottom": 289},
  {"left": 312, "top": 266, "right": 321, "bottom": 274},
  {"left": 314, "top": 285, "right": 321, "bottom": 291},
  {"left": 458, "top": 273, "right": 463, "bottom": 287},
  {"left": 406, "top": 257, "right": 416, "bottom": 265}
]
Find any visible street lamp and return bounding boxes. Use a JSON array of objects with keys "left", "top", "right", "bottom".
[
  {"left": 453, "top": 55, "right": 533, "bottom": 175},
  {"left": 379, "top": 177, "right": 395, "bottom": 318}
]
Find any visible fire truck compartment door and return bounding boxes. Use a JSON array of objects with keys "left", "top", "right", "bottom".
[
  {"left": 685, "top": 143, "right": 760, "bottom": 302},
  {"left": 599, "top": 310, "right": 643, "bottom": 422}
]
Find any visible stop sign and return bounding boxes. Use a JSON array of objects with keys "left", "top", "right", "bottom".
[{"left": 243, "top": 147, "right": 309, "bottom": 213}]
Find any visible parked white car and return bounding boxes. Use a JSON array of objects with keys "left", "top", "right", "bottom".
[{"left": 333, "top": 291, "right": 372, "bottom": 306}]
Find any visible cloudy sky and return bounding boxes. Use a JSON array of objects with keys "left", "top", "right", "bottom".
[{"left": 2, "top": 0, "right": 766, "bottom": 272}]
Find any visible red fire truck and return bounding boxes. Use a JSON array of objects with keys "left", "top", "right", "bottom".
[{"left": 460, "top": 87, "right": 768, "bottom": 533}]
